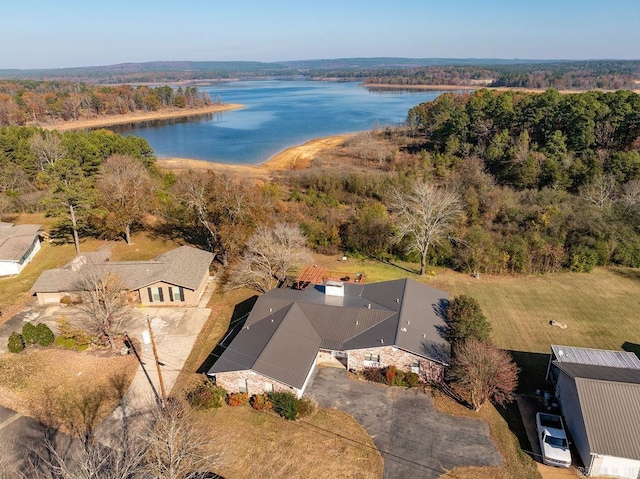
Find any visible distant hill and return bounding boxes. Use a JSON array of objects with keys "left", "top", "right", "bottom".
[{"left": 0, "top": 58, "right": 638, "bottom": 89}]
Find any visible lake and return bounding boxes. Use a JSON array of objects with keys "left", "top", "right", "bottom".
[{"left": 111, "top": 81, "right": 451, "bottom": 164}]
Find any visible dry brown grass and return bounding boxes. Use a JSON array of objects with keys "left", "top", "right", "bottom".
[
  {"left": 199, "top": 405, "right": 383, "bottom": 479},
  {"left": 109, "top": 231, "right": 180, "bottom": 261},
  {"left": 433, "top": 392, "right": 541, "bottom": 479},
  {"left": 0, "top": 348, "right": 138, "bottom": 433}
]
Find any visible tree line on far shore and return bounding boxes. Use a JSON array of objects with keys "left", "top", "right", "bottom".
[{"left": 0, "top": 81, "right": 214, "bottom": 126}]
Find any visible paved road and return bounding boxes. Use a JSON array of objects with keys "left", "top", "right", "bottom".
[{"left": 307, "top": 368, "right": 502, "bottom": 479}]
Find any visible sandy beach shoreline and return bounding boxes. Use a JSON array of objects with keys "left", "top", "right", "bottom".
[
  {"left": 157, "top": 133, "right": 352, "bottom": 179},
  {"left": 41, "top": 103, "right": 244, "bottom": 132}
]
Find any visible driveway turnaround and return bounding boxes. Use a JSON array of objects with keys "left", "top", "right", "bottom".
[{"left": 307, "top": 368, "right": 502, "bottom": 479}]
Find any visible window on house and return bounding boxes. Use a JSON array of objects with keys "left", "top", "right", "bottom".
[
  {"left": 238, "top": 379, "right": 248, "bottom": 393},
  {"left": 168, "top": 286, "right": 185, "bottom": 302},
  {"left": 364, "top": 353, "right": 380, "bottom": 363},
  {"left": 411, "top": 360, "right": 420, "bottom": 374},
  {"left": 147, "top": 287, "right": 164, "bottom": 303},
  {"left": 264, "top": 382, "right": 273, "bottom": 393}
]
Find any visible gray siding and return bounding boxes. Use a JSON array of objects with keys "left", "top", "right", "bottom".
[{"left": 556, "top": 370, "right": 593, "bottom": 469}]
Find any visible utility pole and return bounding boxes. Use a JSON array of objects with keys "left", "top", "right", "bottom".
[{"left": 146, "top": 314, "right": 167, "bottom": 408}]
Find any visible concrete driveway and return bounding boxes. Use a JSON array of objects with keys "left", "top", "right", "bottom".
[{"left": 307, "top": 368, "right": 502, "bottom": 479}]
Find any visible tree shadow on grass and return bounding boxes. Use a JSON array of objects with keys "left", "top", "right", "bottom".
[
  {"left": 196, "top": 295, "right": 258, "bottom": 375},
  {"left": 622, "top": 341, "right": 640, "bottom": 360},
  {"left": 494, "top": 350, "right": 552, "bottom": 453},
  {"left": 609, "top": 267, "right": 640, "bottom": 283},
  {"left": 373, "top": 257, "right": 420, "bottom": 275}
]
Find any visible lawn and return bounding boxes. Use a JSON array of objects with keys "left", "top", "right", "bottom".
[
  {"left": 198, "top": 405, "right": 384, "bottom": 479},
  {"left": 0, "top": 347, "right": 138, "bottom": 433}
]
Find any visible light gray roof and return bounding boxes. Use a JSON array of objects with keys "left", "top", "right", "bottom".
[
  {"left": 551, "top": 345, "right": 640, "bottom": 369},
  {"left": 209, "top": 278, "right": 451, "bottom": 388},
  {"left": 31, "top": 245, "right": 213, "bottom": 293},
  {"left": 0, "top": 224, "right": 41, "bottom": 262},
  {"left": 555, "top": 362, "right": 640, "bottom": 461}
]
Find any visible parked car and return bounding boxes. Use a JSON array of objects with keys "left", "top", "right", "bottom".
[{"left": 536, "top": 412, "right": 572, "bottom": 468}]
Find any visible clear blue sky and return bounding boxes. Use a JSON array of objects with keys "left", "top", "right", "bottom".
[{"left": 2, "top": 0, "right": 639, "bottom": 69}]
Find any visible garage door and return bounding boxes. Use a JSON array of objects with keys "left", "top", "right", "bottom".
[{"left": 597, "top": 456, "right": 640, "bottom": 479}]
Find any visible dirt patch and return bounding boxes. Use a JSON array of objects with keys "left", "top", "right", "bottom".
[{"left": 0, "top": 347, "right": 138, "bottom": 433}]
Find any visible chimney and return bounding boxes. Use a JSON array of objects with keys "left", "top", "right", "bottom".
[{"left": 324, "top": 280, "right": 345, "bottom": 297}]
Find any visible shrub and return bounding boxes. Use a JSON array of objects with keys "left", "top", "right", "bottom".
[
  {"left": 60, "top": 295, "right": 74, "bottom": 305},
  {"left": 385, "top": 365, "right": 397, "bottom": 386},
  {"left": 22, "top": 323, "right": 37, "bottom": 345},
  {"left": 249, "top": 393, "right": 273, "bottom": 412},
  {"left": 54, "top": 336, "right": 89, "bottom": 352},
  {"left": 34, "top": 323, "right": 55, "bottom": 347},
  {"left": 55, "top": 317, "right": 93, "bottom": 346},
  {"left": 187, "top": 379, "right": 226, "bottom": 410},
  {"left": 225, "top": 392, "right": 249, "bottom": 407},
  {"left": 269, "top": 391, "right": 299, "bottom": 420},
  {"left": 7, "top": 332, "right": 25, "bottom": 353},
  {"left": 297, "top": 395, "right": 317, "bottom": 418},
  {"left": 362, "top": 367, "right": 385, "bottom": 384},
  {"left": 404, "top": 371, "right": 421, "bottom": 388}
]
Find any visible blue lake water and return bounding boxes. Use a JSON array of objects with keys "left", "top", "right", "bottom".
[{"left": 111, "top": 81, "right": 450, "bottom": 164}]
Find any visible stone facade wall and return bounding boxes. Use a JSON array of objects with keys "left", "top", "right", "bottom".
[
  {"left": 211, "top": 370, "right": 302, "bottom": 398},
  {"left": 347, "top": 345, "right": 445, "bottom": 382}
]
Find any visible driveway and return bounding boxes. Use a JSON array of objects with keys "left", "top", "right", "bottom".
[{"left": 307, "top": 368, "right": 502, "bottom": 479}]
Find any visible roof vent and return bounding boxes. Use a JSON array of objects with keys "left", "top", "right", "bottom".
[
  {"left": 380, "top": 338, "right": 384, "bottom": 344},
  {"left": 269, "top": 307, "right": 273, "bottom": 313},
  {"left": 355, "top": 320, "right": 359, "bottom": 325},
  {"left": 401, "top": 327, "right": 407, "bottom": 332},
  {"left": 558, "top": 349, "right": 564, "bottom": 357},
  {"left": 367, "top": 303, "right": 371, "bottom": 309},
  {"left": 423, "top": 333, "right": 426, "bottom": 339},
  {"left": 407, "top": 320, "right": 410, "bottom": 325},
  {"left": 395, "top": 298, "right": 400, "bottom": 303}
]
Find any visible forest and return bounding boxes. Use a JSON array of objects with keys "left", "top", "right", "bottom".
[
  {"left": 0, "top": 80, "right": 213, "bottom": 126},
  {"left": 0, "top": 88, "right": 638, "bottom": 282}
]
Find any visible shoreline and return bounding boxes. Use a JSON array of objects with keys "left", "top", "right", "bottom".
[
  {"left": 41, "top": 103, "right": 244, "bottom": 132},
  {"left": 157, "top": 133, "right": 352, "bottom": 177},
  {"left": 364, "top": 82, "right": 640, "bottom": 94}
]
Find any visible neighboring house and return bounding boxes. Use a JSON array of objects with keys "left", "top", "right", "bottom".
[
  {"left": 547, "top": 345, "right": 640, "bottom": 479},
  {"left": 0, "top": 223, "right": 42, "bottom": 277},
  {"left": 30, "top": 245, "right": 214, "bottom": 307},
  {"left": 208, "top": 278, "right": 450, "bottom": 398}
]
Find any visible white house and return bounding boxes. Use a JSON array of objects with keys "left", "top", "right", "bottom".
[
  {"left": 0, "top": 223, "right": 42, "bottom": 277},
  {"left": 548, "top": 346, "right": 640, "bottom": 478}
]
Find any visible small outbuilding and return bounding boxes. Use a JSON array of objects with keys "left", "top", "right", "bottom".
[{"left": 548, "top": 345, "right": 640, "bottom": 478}]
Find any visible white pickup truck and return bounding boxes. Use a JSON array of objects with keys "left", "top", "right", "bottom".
[{"left": 536, "top": 412, "right": 572, "bottom": 468}]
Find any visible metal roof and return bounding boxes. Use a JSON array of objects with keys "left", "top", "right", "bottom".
[
  {"left": 555, "top": 362, "right": 640, "bottom": 461},
  {"left": 551, "top": 345, "right": 640, "bottom": 369},
  {"left": 209, "top": 278, "right": 451, "bottom": 388}
]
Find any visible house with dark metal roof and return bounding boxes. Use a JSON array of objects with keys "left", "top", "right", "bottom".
[
  {"left": 0, "top": 223, "right": 42, "bottom": 277},
  {"left": 549, "top": 346, "right": 640, "bottom": 479},
  {"left": 208, "top": 278, "right": 450, "bottom": 398},
  {"left": 30, "top": 245, "right": 213, "bottom": 307}
]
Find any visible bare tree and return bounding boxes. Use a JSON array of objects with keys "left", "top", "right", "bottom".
[
  {"left": 172, "top": 171, "right": 267, "bottom": 266},
  {"left": 390, "top": 180, "right": 462, "bottom": 275},
  {"left": 228, "top": 223, "right": 311, "bottom": 293},
  {"left": 142, "top": 401, "right": 220, "bottom": 479},
  {"left": 78, "top": 267, "right": 131, "bottom": 349},
  {"left": 97, "top": 155, "right": 156, "bottom": 244},
  {"left": 30, "top": 131, "right": 68, "bottom": 172},
  {"left": 619, "top": 179, "right": 640, "bottom": 212},
  {"left": 450, "top": 339, "right": 519, "bottom": 411},
  {"left": 580, "top": 174, "right": 617, "bottom": 210}
]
